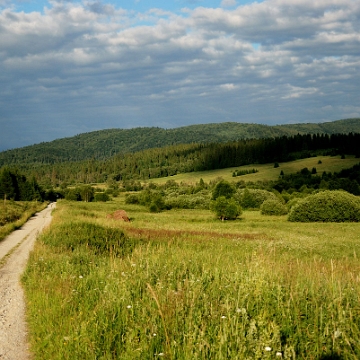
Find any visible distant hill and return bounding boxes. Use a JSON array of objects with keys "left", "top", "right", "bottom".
[{"left": 0, "top": 118, "right": 359, "bottom": 167}]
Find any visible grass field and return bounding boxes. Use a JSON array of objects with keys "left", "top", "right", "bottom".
[
  {"left": 22, "top": 193, "right": 360, "bottom": 359},
  {"left": 0, "top": 200, "right": 48, "bottom": 241},
  {"left": 149, "top": 155, "right": 359, "bottom": 185}
]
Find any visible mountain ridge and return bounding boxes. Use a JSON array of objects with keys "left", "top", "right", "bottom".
[{"left": 0, "top": 118, "right": 359, "bottom": 167}]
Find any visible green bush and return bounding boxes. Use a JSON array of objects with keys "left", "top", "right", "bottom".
[
  {"left": 212, "top": 180, "right": 236, "bottom": 200},
  {"left": 125, "top": 193, "right": 140, "bottom": 204},
  {"left": 260, "top": 199, "right": 288, "bottom": 216},
  {"left": 64, "top": 189, "right": 81, "bottom": 201},
  {"left": 93, "top": 193, "right": 110, "bottom": 202},
  {"left": 165, "top": 193, "right": 211, "bottom": 209},
  {"left": 288, "top": 190, "right": 360, "bottom": 222},
  {"left": 210, "top": 196, "right": 242, "bottom": 221},
  {"left": 149, "top": 202, "right": 160, "bottom": 213},
  {"left": 235, "top": 188, "right": 278, "bottom": 210}
]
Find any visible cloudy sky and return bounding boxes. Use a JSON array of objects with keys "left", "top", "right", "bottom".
[{"left": 0, "top": 0, "right": 359, "bottom": 151}]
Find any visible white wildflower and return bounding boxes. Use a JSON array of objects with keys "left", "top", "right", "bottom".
[
  {"left": 127, "top": 305, "right": 132, "bottom": 309},
  {"left": 236, "top": 308, "right": 247, "bottom": 314},
  {"left": 276, "top": 352, "right": 282, "bottom": 357},
  {"left": 265, "top": 346, "right": 272, "bottom": 351}
]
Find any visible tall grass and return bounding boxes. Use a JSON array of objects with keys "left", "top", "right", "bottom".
[
  {"left": 0, "top": 201, "right": 48, "bottom": 241},
  {"left": 23, "top": 199, "right": 360, "bottom": 359}
]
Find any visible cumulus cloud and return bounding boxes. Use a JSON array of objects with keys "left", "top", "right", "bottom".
[{"left": 0, "top": 0, "right": 359, "bottom": 150}]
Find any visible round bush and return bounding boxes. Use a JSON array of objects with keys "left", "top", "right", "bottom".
[
  {"left": 260, "top": 199, "right": 288, "bottom": 216},
  {"left": 210, "top": 196, "right": 242, "bottom": 221},
  {"left": 125, "top": 193, "right": 139, "bottom": 204},
  {"left": 288, "top": 190, "right": 360, "bottom": 222}
]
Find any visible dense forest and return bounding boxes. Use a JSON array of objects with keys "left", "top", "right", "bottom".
[
  {"left": 0, "top": 118, "right": 359, "bottom": 167},
  {"left": 0, "top": 167, "right": 44, "bottom": 201},
  {"left": 9, "top": 132, "right": 360, "bottom": 187}
]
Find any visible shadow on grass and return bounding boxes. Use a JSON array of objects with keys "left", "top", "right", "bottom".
[{"left": 319, "top": 354, "right": 344, "bottom": 360}]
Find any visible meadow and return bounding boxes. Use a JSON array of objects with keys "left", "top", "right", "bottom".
[
  {"left": 149, "top": 155, "right": 360, "bottom": 184},
  {"left": 22, "top": 193, "right": 360, "bottom": 359}
]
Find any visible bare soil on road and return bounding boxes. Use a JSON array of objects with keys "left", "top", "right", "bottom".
[{"left": 0, "top": 203, "right": 55, "bottom": 360}]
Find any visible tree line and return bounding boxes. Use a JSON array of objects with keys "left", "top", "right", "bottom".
[
  {"left": 0, "top": 167, "right": 44, "bottom": 201},
  {"left": 12, "top": 132, "right": 358, "bottom": 187}
]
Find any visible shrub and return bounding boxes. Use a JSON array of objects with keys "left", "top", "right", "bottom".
[
  {"left": 149, "top": 202, "right": 160, "bottom": 213},
  {"left": 125, "top": 193, "right": 140, "bottom": 204},
  {"left": 94, "top": 193, "right": 110, "bottom": 202},
  {"left": 235, "top": 188, "right": 278, "bottom": 210},
  {"left": 212, "top": 180, "right": 236, "bottom": 200},
  {"left": 261, "top": 199, "right": 288, "bottom": 216},
  {"left": 288, "top": 190, "right": 360, "bottom": 222},
  {"left": 165, "top": 193, "right": 211, "bottom": 209},
  {"left": 64, "top": 189, "right": 81, "bottom": 201},
  {"left": 210, "top": 196, "right": 242, "bottom": 221}
]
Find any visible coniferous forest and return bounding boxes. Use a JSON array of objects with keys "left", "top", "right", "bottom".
[{"left": 10, "top": 132, "right": 359, "bottom": 186}]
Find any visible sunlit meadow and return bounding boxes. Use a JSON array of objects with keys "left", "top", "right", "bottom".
[{"left": 22, "top": 196, "right": 360, "bottom": 359}]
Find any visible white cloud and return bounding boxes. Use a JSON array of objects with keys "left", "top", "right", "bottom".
[{"left": 0, "top": 0, "right": 360, "bottom": 150}]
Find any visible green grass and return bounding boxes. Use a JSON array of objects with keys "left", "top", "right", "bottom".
[
  {"left": 0, "top": 201, "right": 48, "bottom": 241},
  {"left": 22, "top": 197, "right": 360, "bottom": 359},
  {"left": 148, "top": 155, "right": 359, "bottom": 185}
]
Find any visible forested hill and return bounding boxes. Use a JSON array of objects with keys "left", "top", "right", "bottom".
[{"left": 0, "top": 118, "right": 359, "bottom": 167}]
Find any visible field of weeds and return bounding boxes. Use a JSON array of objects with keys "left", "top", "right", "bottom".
[{"left": 22, "top": 197, "right": 360, "bottom": 359}]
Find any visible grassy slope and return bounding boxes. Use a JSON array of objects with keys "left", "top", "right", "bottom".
[
  {"left": 149, "top": 155, "right": 360, "bottom": 185},
  {"left": 22, "top": 192, "right": 360, "bottom": 359}
]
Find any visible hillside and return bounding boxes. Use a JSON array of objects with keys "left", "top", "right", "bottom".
[{"left": 0, "top": 118, "right": 359, "bottom": 167}]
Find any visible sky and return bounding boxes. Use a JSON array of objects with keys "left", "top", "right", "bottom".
[{"left": 0, "top": 0, "right": 360, "bottom": 151}]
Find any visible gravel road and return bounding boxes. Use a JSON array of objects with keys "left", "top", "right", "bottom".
[{"left": 0, "top": 203, "right": 55, "bottom": 360}]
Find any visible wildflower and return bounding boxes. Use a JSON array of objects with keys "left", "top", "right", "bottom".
[
  {"left": 265, "top": 346, "right": 272, "bottom": 351},
  {"left": 127, "top": 305, "right": 132, "bottom": 309},
  {"left": 236, "top": 308, "right": 247, "bottom": 315},
  {"left": 276, "top": 352, "right": 282, "bottom": 357},
  {"left": 221, "top": 316, "right": 226, "bottom": 319},
  {"left": 79, "top": 275, "right": 83, "bottom": 279},
  {"left": 153, "top": 333, "right": 157, "bottom": 337}
]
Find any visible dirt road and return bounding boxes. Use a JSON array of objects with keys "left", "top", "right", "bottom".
[{"left": 0, "top": 203, "right": 55, "bottom": 360}]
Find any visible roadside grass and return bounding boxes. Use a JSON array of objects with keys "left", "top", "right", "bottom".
[
  {"left": 0, "top": 201, "right": 48, "bottom": 242},
  {"left": 148, "top": 155, "right": 359, "bottom": 184},
  {"left": 23, "top": 198, "right": 360, "bottom": 359}
]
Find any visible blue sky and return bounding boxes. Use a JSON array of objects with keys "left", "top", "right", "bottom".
[{"left": 0, "top": 0, "right": 359, "bottom": 151}]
